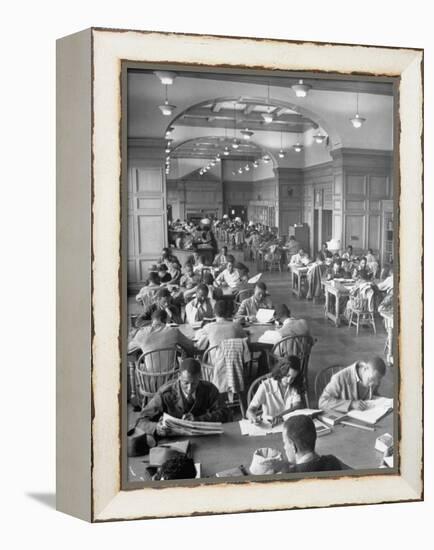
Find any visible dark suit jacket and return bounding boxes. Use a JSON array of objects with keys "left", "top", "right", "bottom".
[
  {"left": 138, "top": 379, "right": 231, "bottom": 435},
  {"left": 141, "top": 303, "right": 183, "bottom": 325}
]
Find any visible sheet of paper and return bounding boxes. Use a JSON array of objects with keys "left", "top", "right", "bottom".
[
  {"left": 248, "top": 273, "right": 262, "bottom": 284},
  {"left": 257, "top": 330, "right": 281, "bottom": 344},
  {"left": 238, "top": 419, "right": 283, "bottom": 436},
  {"left": 256, "top": 308, "right": 275, "bottom": 323}
]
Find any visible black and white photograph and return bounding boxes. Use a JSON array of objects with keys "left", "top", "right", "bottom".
[{"left": 125, "top": 66, "right": 396, "bottom": 484}]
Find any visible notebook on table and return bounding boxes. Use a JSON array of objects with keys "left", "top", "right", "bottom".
[{"left": 346, "top": 397, "right": 393, "bottom": 425}]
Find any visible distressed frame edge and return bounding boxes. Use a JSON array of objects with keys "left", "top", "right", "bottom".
[
  {"left": 88, "top": 30, "right": 423, "bottom": 522},
  {"left": 56, "top": 27, "right": 93, "bottom": 522}
]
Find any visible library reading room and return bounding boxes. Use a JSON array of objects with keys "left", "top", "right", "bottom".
[{"left": 125, "top": 67, "right": 396, "bottom": 483}]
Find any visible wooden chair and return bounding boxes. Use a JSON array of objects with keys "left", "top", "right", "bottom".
[
  {"left": 247, "top": 374, "right": 270, "bottom": 406},
  {"left": 347, "top": 295, "right": 376, "bottom": 335},
  {"left": 201, "top": 345, "right": 219, "bottom": 382},
  {"left": 266, "top": 249, "right": 282, "bottom": 272},
  {"left": 135, "top": 346, "right": 185, "bottom": 407},
  {"left": 314, "top": 365, "right": 345, "bottom": 407},
  {"left": 271, "top": 335, "right": 315, "bottom": 406},
  {"left": 234, "top": 287, "right": 254, "bottom": 307}
]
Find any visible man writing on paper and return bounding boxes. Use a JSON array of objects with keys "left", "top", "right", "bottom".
[
  {"left": 184, "top": 283, "right": 214, "bottom": 325},
  {"left": 235, "top": 282, "right": 273, "bottom": 322},
  {"left": 137, "top": 358, "right": 230, "bottom": 436},
  {"left": 318, "top": 356, "right": 387, "bottom": 412},
  {"left": 282, "top": 415, "right": 350, "bottom": 473}
]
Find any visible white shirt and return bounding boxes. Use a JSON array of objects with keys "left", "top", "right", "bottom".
[
  {"left": 216, "top": 268, "right": 241, "bottom": 289},
  {"left": 377, "top": 275, "right": 393, "bottom": 292},
  {"left": 249, "top": 378, "right": 302, "bottom": 418},
  {"left": 185, "top": 298, "right": 214, "bottom": 324},
  {"left": 290, "top": 253, "right": 310, "bottom": 266}
]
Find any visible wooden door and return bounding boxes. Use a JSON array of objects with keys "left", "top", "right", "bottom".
[{"left": 128, "top": 162, "right": 167, "bottom": 286}]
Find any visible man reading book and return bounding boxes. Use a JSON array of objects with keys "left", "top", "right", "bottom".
[
  {"left": 137, "top": 358, "right": 230, "bottom": 436},
  {"left": 318, "top": 357, "right": 387, "bottom": 413},
  {"left": 283, "top": 415, "right": 350, "bottom": 472}
]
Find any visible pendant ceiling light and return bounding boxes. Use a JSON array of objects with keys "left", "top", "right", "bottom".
[
  {"left": 244, "top": 164, "right": 250, "bottom": 171},
  {"left": 350, "top": 93, "right": 366, "bottom": 128},
  {"left": 223, "top": 127, "right": 230, "bottom": 156},
  {"left": 241, "top": 128, "right": 254, "bottom": 140},
  {"left": 293, "top": 133, "right": 304, "bottom": 153},
  {"left": 261, "top": 82, "right": 274, "bottom": 123},
  {"left": 154, "top": 71, "right": 177, "bottom": 85},
  {"left": 278, "top": 129, "right": 286, "bottom": 158},
  {"left": 253, "top": 160, "right": 259, "bottom": 169},
  {"left": 158, "top": 85, "right": 176, "bottom": 116},
  {"left": 263, "top": 155, "right": 271, "bottom": 164},
  {"left": 231, "top": 101, "right": 240, "bottom": 149},
  {"left": 238, "top": 167, "right": 243, "bottom": 174},
  {"left": 313, "top": 133, "right": 326, "bottom": 144},
  {"left": 291, "top": 79, "right": 311, "bottom": 98}
]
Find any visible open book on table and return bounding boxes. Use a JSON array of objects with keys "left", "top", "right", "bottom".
[{"left": 346, "top": 397, "right": 393, "bottom": 425}]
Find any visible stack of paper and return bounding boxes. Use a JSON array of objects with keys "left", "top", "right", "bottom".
[
  {"left": 255, "top": 308, "right": 275, "bottom": 324},
  {"left": 162, "top": 413, "right": 223, "bottom": 436},
  {"left": 347, "top": 397, "right": 393, "bottom": 425}
]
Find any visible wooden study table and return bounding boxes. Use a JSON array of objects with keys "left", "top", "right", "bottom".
[
  {"left": 128, "top": 412, "right": 394, "bottom": 481},
  {"left": 290, "top": 265, "right": 309, "bottom": 298},
  {"left": 323, "top": 279, "right": 355, "bottom": 327}
]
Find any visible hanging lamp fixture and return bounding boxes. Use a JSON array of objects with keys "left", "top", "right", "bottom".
[
  {"left": 350, "top": 93, "right": 366, "bottom": 128},
  {"left": 158, "top": 85, "right": 176, "bottom": 116}
]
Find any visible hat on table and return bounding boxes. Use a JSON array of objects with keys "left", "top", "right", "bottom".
[{"left": 249, "top": 447, "right": 284, "bottom": 475}]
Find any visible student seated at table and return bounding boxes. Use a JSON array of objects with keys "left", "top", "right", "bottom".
[
  {"left": 135, "top": 272, "right": 161, "bottom": 304},
  {"left": 318, "top": 356, "right": 387, "bottom": 412},
  {"left": 179, "top": 263, "right": 201, "bottom": 290},
  {"left": 377, "top": 266, "right": 393, "bottom": 293},
  {"left": 159, "top": 247, "right": 178, "bottom": 268},
  {"left": 340, "top": 258, "right": 353, "bottom": 278},
  {"left": 128, "top": 309, "right": 195, "bottom": 357},
  {"left": 157, "top": 264, "right": 172, "bottom": 284},
  {"left": 282, "top": 415, "right": 350, "bottom": 473},
  {"left": 341, "top": 244, "right": 355, "bottom": 261},
  {"left": 167, "top": 258, "right": 182, "bottom": 285},
  {"left": 286, "top": 235, "right": 300, "bottom": 257},
  {"left": 152, "top": 453, "right": 197, "bottom": 481},
  {"left": 192, "top": 254, "right": 208, "bottom": 274},
  {"left": 213, "top": 245, "right": 229, "bottom": 271},
  {"left": 139, "top": 288, "right": 183, "bottom": 326},
  {"left": 306, "top": 253, "right": 325, "bottom": 299},
  {"left": 246, "top": 355, "right": 306, "bottom": 426},
  {"left": 351, "top": 257, "right": 371, "bottom": 280},
  {"left": 137, "top": 358, "right": 230, "bottom": 436},
  {"left": 235, "top": 282, "right": 273, "bottom": 321},
  {"left": 274, "top": 304, "right": 310, "bottom": 338},
  {"left": 318, "top": 242, "right": 333, "bottom": 261},
  {"left": 365, "top": 248, "right": 379, "bottom": 275},
  {"left": 289, "top": 248, "right": 311, "bottom": 267},
  {"left": 196, "top": 300, "right": 246, "bottom": 351},
  {"left": 185, "top": 284, "right": 215, "bottom": 324},
  {"left": 214, "top": 255, "right": 241, "bottom": 292},
  {"left": 326, "top": 258, "right": 346, "bottom": 280}
]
